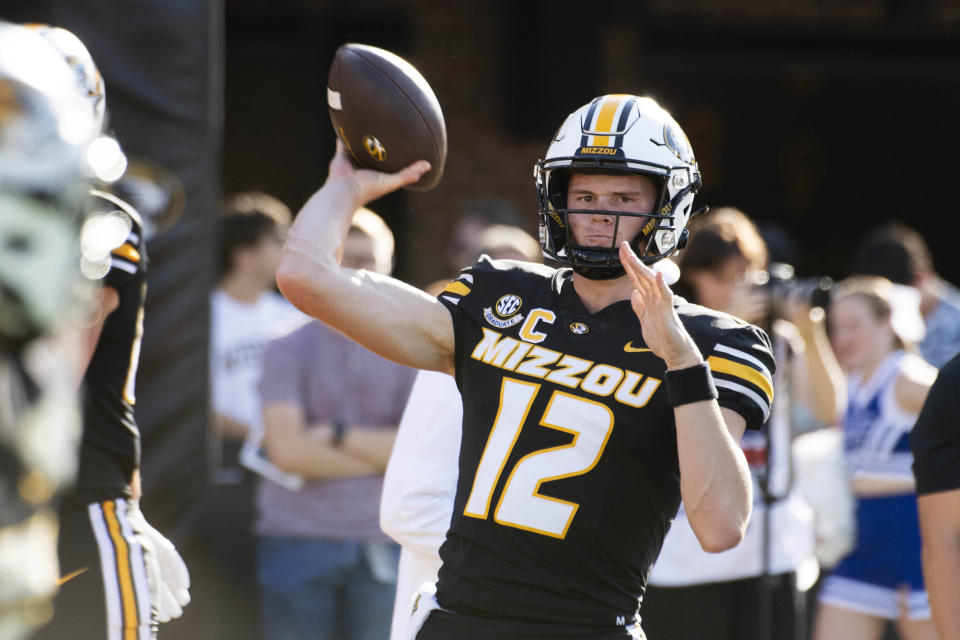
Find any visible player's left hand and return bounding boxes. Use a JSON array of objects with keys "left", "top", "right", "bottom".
[
  {"left": 128, "top": 504, "right": 191, "bottom": 623},
  {"left": 620, "top": 242, "right": 703, "bottom": 370}
]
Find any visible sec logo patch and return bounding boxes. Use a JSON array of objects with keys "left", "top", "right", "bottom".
[
  {"left": 495, "top": 294, "right": 522, "bottom": 317},
  {"left": 484, "top": 294, "right": 524, "bottom": 329}
]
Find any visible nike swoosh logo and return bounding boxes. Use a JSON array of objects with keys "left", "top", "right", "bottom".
[
  {"left": 56, "top": 567, "right": 90, "bottom": 586},
  {"left": 624, "top": 342, "right": 651, "bottom": 353}
]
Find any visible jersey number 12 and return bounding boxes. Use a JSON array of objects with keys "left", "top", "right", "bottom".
[{"left": 463, "top": 377, "right": 614, "bottom": 538}]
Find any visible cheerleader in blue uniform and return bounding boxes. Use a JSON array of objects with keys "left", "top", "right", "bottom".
[{"left": 815, "top": 276, "right": 938, "bottom": 640}]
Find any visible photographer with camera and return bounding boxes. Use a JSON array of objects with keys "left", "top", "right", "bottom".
[{"left": 640, "top": 207, "right": 846, "bottom": 640}]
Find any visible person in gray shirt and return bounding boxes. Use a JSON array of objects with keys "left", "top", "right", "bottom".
[{"left": 256, "top": 208, "right": 416, "bottom": 640}]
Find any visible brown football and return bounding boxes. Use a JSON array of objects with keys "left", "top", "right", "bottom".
[{"left": 327, "top": 43, "right": 447, "bottom": 191}]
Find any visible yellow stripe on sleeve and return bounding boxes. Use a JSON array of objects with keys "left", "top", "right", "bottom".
[
  {"left": 443, "top": 281, "right": 471, "bottom": 297},
  {"left": 707, "top": 355, "right": 774, "bottom": 404},
  {"left": 111, "top": 242, "right": 141, "bottom": 264}
]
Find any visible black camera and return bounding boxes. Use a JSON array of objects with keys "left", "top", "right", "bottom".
[{"left": 755, "top": 262, "right": 833, "bottom": 321}]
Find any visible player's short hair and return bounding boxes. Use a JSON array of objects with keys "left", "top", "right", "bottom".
[
  {"left": 218, "top": 191, "right": 291, "bottom": 277},
  {"left": 849, "top": 221, "right": 933, "bottom": 286},
  {"left": 222, "top": 191, "right": 292, "bottom": 226},
  {"left": 349, "top": 207, "right": 395, "bottom": 275}
]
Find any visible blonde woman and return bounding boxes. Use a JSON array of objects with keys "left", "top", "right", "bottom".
[{"left": 815, "top": 276, "right": 938, "bottom": 640}]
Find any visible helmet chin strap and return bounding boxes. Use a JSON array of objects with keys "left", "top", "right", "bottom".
[
  {"left": 572, "top": 255, "right": 680, "bottom": 283},
  {"left": 568, "top": 213, "right": 663, "bottom": 280},
  {"left": 571, "top": 256, "right": 679, "bottom": 283},
  {"left": 572, "top": 262, "right": 626, "bottom": 280}
]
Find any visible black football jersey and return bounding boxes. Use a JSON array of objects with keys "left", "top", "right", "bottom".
[
  {"left": 436, "top": 257, "right": 775, "bottom": 628},
  {"left": 75, "top": 192, "right": 147, "bottom": 499}
]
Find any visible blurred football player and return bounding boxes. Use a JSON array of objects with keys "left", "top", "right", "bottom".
[
  {"left": 277, "top": 94, "right": 776, "bottom": 639},
  {"left": 15, "top": 23, "right": 191, "bottom": 640},
  {"left": 0, "top": 20, "right": 94, "bottom": 640}
]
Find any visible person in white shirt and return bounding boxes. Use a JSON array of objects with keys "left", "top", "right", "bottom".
[
  {"left": 207, "top": 191, "right": 308, "bottom": 640},
  {"left": 379, "top": 224, "right": 541, "bottom": 640}
]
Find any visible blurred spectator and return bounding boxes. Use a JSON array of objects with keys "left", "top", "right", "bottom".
[
  {"left": 850, "top": 221, "right": 960, "bottom": 368},
  {"left": 641, "top": 207, "right": 845, "bottom": 640},
  {"left": 423, "top": 223, "right": 543, "bottom": 299},
  {"left": 814, "top": 276, "right": 938, "bottom": 640},
  {"left": 756, "top": 219, "right": 801, "bottom": 268},
  {"left": 442, "top": 202, "right": 527, "bottom": 277},
  {"left": 910, "top": 352, "right": 960, "bottom": 638},
  {"left": 443, "top": 213, "right": 490, "bottom": 276},
  {"left": 256, "top": 208, "right": 416, "bottom": 640},
  {"left": 208, "top": 191, "right": 308, "bottom": 640},
  {"left": 380, "top": 224, "right": 541, "bottom": 640}
]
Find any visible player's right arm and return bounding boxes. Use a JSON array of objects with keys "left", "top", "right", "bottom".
[
  {"left": 79, "top": 285, "right": 119, "bottom": 379},
  {"left": 276, "top": 143, "right": 454, "bottom": 374},
  {"left": 919, "top": 489, "right": 960, "bottom": 638}
]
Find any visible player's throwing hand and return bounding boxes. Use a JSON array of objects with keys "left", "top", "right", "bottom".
[
  {"left": 328, "top": 140, "right": 430, "bottom": 207},
  {"left": 620, "top": 241, "right": 702, "bottom": 370}
]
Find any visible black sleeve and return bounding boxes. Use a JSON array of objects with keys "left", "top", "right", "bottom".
[{"left": 911, "top": 353, "right": 960, "bottom": 495}]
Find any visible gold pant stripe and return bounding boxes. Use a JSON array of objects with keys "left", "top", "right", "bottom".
[{"left": 102, "top": 500, "right": 141, "bottom": 640}]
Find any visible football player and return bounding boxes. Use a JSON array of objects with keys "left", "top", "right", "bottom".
[
  {"left": 21, "top": 23, "right": 191, "bottom": 640},
  {"left": 0, "top": 22, "right": 93, "bottom": 640},
  {"left": 277, "top": 94, "right": 775, "bottom": 639},
  {"left": 36, "top": 188, "right": 191, "bottom": 640}
]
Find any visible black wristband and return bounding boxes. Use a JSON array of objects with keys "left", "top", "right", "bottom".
[{"left": 665, "top": 362, "right": 718, "bottom": 407}]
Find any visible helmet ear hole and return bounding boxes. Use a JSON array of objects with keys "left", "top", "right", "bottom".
[{"left": 547, "top": 169, "right": 569, "bottom": 210}]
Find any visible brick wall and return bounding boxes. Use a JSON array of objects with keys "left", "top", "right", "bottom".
[{"left": 223, "top": 0, "right": 960, "bottom": 288}]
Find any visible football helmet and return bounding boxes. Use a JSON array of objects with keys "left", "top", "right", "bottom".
[
  {"left": 535, "top": 94, "right": 702, "bottom": 279},
  {"left": 25, "top": 24, "right": 126, "bottom": 184},
  {"left": 24, "top": 23, "right": 106, "bottom": 134},
  {"left": 0, "top": 22, "right": 97, "bottom": 190},
  {"left": 0, "top": 22, "right": 94, "bottom": 340}
]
